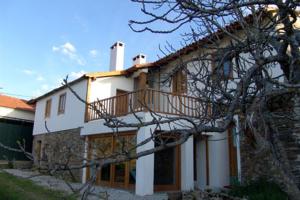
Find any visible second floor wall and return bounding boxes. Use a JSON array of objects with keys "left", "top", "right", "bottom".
[
  {"left": 33, "top": 79, "right": 88, "bottom": 135},
  {"left": 89, "top": 76, "right": 134, "bottom": 102}
]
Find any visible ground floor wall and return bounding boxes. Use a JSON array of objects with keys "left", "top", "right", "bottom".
[
  {"left": 194, "top": 130, "right": 233, "bottom": 191},
  {"left": 32, "top": 127, "right": 84, "bottom": 182},
  {"left": 30, "top": 115, "right": 237, "bottom": 195},
  {"left": 84, "top": 126, "right": 235, "bottom": 196}
]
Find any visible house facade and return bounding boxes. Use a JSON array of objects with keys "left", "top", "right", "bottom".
[
  {"left": 29, "top": 7, "right": 300, "bottom": 196},
  {"left": 0, "top": 94, "right": 35, "bottom": 162},
  {"left": 30, "top": 40, "right": 240, "bottom": 196}
]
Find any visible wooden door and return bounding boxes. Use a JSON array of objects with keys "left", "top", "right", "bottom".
[
  {"left": 116, "top": 89, "right": 128, "bottom": 116},
  {"left": 154, "top": 137, "right": 180, "bottom": 191},
  {"left": 87, "top": 132, "right": 137, "bottom": 190},
  {"left": 133, "top": 72, "right": 147, "bottom": 110}
]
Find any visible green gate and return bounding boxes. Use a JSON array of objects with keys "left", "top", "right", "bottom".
[{"left": 0, "top": 118, "right": 33, "bottom": 161}]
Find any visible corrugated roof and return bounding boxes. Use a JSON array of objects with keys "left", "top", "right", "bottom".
[{"left": 0, "top": 94, "right": 35, "bottom": 112}]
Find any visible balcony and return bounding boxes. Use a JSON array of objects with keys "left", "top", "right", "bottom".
[{"left": 86, "top": 88, "right": 201, "bottom": 121}]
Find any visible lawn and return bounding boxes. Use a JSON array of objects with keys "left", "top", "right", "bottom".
[{"left": 0, "top": 171, "right": 76, "bottom": 200}]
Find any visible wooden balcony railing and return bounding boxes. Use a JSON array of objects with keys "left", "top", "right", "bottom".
[{"left": 86, "top": 89, "right": 201, "bottom": 121}]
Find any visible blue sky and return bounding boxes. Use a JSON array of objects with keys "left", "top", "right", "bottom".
[{"left": 0, "top": 0, "right": 183, "bottom": 99}]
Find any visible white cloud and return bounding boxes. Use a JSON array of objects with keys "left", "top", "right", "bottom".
[
  {"left": 23, "top": 69, "right": 36, "bottom": 75},
  {"left": 89, "top": 49, "right": 98, "bottom": 57},
  {"left": 63, "top": 42, "right": 76, "bottom": 53},
  {"left": 52, "top": 46, "right": 59, "bottom": 52},
  {"left": 52, "top": 42, "right": 85, "bottom": 66},
  {"left": 36, "top": 75, "right": 45, "bottom": 81},
  {"left": 22, "top": 69, "right": 46, "bottom": 82},
  {"left": 70, "top": 70, "right": 86, "bottom": 79}
]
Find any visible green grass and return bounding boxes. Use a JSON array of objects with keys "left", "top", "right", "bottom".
[
  {"left": 0, "top": 171, "right": 77, "bottom": 200},
  {"left": 229, "top": 178, "right": 288, "bottom": 200}
]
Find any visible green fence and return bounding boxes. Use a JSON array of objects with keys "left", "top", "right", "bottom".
[{"left": 0, "top": 118, "right": 33, "bottom": 161}]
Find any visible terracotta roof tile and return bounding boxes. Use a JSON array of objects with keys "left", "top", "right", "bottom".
[{"left": 0, "top": 94, "right": 35, "bottom": 112}]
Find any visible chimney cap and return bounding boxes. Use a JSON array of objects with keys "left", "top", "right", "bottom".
[
  {"left": 111, "top": 41, "right": 125, "bottom": 49},
  {"left": 132, "top": 53, "right": 146, "bottom": 61}
]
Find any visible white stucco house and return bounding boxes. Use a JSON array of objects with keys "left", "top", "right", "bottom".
[
  {"left": 29, "top": 39, "right": 240, "bottom": 196},
  {"left": 27, "top": 6, "right": 300, "bottom": 196}
]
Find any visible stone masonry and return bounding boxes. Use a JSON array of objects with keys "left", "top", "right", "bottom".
[
  {"left": 240, "top": 91, "right": 300, "bottom": 189},
  {"left": 32, "top": 127, "right": 84, "bottom": 182}
]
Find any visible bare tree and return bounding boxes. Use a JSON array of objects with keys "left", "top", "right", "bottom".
[
  {"left": 124, "top": 0, "right": 300, "bottom": 199},
  {"left": 1, "top": 1, "right": 300, "bottom": 200},
  {"left": 32, "top": 1, "right": 300, "bottom": 199}
]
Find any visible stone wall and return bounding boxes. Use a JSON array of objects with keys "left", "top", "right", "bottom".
[
  {"left": 240, "top": 92, "right": 300, "bottom": 189},
  {"left": 32, "top": 127, "right": 85, "bottom": 182}
]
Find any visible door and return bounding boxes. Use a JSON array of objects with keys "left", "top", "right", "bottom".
[
  {"left": 112, "top": 134, "right": 137, "bottom": 189},
  {"left": 133, "top": 72, "right": 147, "bottom": 110},
  {"left": 115, "top": 89, "right": 128, "bottom": 116},
  {"left": 154, "top": 136, "right": 180, "bottom": 191},
  {"left": 87, "top": 132, "right": 137, "bottom": 190}
]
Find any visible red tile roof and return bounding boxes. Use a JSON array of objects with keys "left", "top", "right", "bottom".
[{"left": 0, "top": 94, "right": 35, "bottom": 112}]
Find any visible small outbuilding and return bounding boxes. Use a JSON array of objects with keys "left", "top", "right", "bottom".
[{"left": 0, "top": 94, "right": 35, "bottom": 163}]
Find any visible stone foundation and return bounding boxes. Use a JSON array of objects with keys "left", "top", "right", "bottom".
[{"left": 32, "top": 127, "right": 84, "bottom": 182}]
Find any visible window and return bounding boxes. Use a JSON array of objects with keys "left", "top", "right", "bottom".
[
  {"left": 212, "top": 53, "right": 233, "bottom": 79},
  {"left": 88, "top": 132, "right": 137, "bottom": 189},
  {"left": 45, "top": 99, "right": 52, "bottom": 118},
  {"left": 58, "top": 93, "right": 66, "bottom": 114},
  {"left": 172, "top": 69, "right": 187, "bottom": 94}
]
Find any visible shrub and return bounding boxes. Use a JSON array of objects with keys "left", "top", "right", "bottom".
[{"left": 229, "top": 178, "right": 288, "bottom": 200}]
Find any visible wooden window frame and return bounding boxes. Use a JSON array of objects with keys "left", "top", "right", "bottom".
[
  {"left": 87, "top": 131, "right": 181, "bottom": 192},
  {"left": 153, "top": 133, "right": 181, "bottom": 191},
  {"left": 44, "top": 99, "right": 52, "bottom": 118},
  {"left": 172, "top": 69, "right": 187, "bottom": 95},
  {"left": 86, "top": 131, "right": 137, "bottom": 190},
  {"left": 211, "top": 52, "right": 234, "bottom": 80},
  {"left": 57, "top": 93, "right": 67, "bottom": 115}
]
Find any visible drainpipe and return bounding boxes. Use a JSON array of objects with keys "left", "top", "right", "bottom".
[{"left": 234, "top": 115, "right": 242, "bottom": 183}]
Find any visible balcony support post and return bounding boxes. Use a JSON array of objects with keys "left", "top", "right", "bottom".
[{"left": 135, "top": 125, "right": 155, "bottom": 196}]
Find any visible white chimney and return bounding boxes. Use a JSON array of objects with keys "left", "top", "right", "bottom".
[
  {"left": 109, "top": 41, "right": 124, "bottom": 71},
  {"left": 132, "top": 54, "right": 146, "bottom": 65}
]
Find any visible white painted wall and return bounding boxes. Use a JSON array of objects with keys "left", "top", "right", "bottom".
[
  {"left": 208, "top": 132, "right": 230, "bottom": 189},
  {"left": 181, "top": 136, "right": 194, "bottom": 191},
  {"left": 81, "top": 113, "right": 142, "bottom": 136},
  {"left": 89, "top": 76, "right": 134, "bottom": 102},
  {"left": 109, "top": 76, "right": 134, "bottom": 96},
  {"left": 32, "top": 79, "right": 87, "bottom": 135},
  {"left": 195, "top": 138, "right": 208, "bottom": 189},
  {"left": 135, "top": 125, "right": 155, "bottom": 196},
  {"left": 0, "top": 107, "right": 34, "bottom": 121},
  {"left": 89, "top": 77, "right": 112, "bottom": 102},
  {"left": 33, "top": 74, "right": 135, "bottom": 136}
]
